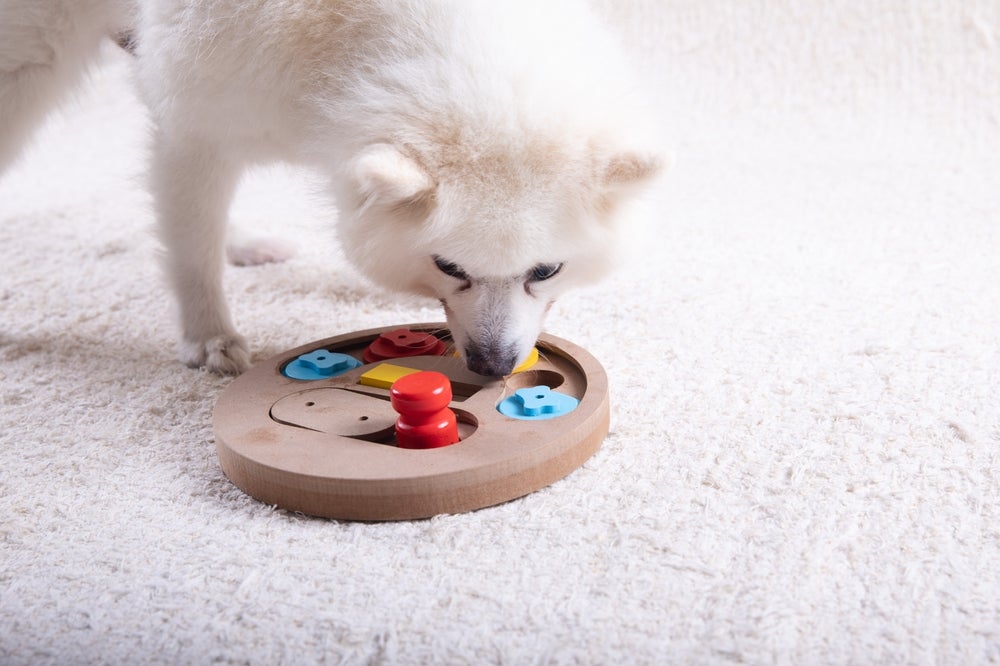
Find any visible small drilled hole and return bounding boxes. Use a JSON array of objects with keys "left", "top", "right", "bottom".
[
  {"left": 359, "top": 416, "right": 369, "bottom": 421},
  {"left": 305, "top": 401, "right": 315, "bottom": 407}
]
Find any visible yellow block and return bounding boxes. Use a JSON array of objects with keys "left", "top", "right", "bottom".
[
  {"left": 512, "top": 347, "right": 539, "bottom": 373},
  {"left": 358, "top": 363, "right": 420, "bottom": 390}
]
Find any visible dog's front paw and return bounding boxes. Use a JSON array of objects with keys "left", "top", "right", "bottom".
[
  {"left": 225, "top": 235, "right": 297, "bottom": 267},
  {"left": 180, "top": 334, "right": 252, "bottom": 375}
]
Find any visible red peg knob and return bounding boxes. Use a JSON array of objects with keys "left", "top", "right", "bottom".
[{"left": 390, "top": 371, "right": 460, "bottom": 449}]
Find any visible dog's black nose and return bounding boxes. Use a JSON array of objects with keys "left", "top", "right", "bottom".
[{"left": 464, "top": 346, "right": 519, "bottom": 377}]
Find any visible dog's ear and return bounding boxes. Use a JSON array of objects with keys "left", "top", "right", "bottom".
[
  {"left": 599, "top": 150, "right": 665, "bottom": 191},
  {"left": 590, "top": 149, "right": 665, "bottom": 217},
  {"left": 352, "top": 144, "right": 435, "bottom": 205}
]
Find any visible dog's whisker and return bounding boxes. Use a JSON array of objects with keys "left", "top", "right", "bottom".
[{"left": 534, "top": 345, "right": 552, "bottom": 366}]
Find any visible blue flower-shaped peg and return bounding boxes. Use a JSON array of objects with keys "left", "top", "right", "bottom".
[
  {"left": 282, "top": 349, "right": 362, "bottom": 380},
  {"left": 497, "top": 385, "right": 580, "bottom": 420}
]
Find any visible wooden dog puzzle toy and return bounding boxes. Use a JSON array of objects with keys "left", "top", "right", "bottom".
[{"left": 212, "top": 323, "right": 609, "bottom": 521}]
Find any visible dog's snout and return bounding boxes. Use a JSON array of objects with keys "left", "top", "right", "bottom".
[{"left": 464, "top": 345, "right": 519, "bottom": 377}]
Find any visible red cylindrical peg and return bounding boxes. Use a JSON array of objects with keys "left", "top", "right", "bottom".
[{"left": 389, "top": 371, "right": 460, "bottom": 449}]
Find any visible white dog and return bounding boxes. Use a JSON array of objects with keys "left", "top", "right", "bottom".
[{"left": 1, "top": 0, "right": 662, "bottom": 376}]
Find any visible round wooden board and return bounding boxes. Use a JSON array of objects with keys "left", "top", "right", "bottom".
[{"left": 212, "top": 323, "right": 609, "bottom": 521}]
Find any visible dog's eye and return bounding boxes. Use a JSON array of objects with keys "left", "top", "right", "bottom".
[
  {"left": 433, "top": 255, "right": 469, "bottom": 281},
  {"left": 528, "top": 263, "right": 563, "bottom": 282}
]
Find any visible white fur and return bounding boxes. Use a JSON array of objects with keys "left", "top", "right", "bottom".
[
  {"left": 1, "top": 0, "right": 662, "bottom": 375},
  {"left": 0, "top": 0, "right": 133, "bottom": 171}
]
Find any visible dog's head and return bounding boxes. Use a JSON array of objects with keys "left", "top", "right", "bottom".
[{"left": 337, "top": 139, "right": 662, "bottom": 375}]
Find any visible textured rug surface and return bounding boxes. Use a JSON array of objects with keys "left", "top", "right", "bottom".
[{"left": 2, "top": 2, "right": 998, "bottom": 663}]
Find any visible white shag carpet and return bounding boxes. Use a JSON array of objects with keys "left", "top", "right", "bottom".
[{"left": 2, "top": 2, "right": 999, "bottom": 663}]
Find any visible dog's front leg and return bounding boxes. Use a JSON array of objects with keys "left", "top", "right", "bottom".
[{"left": 151, "top": 130, "right": 250, "bottom": 375}]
